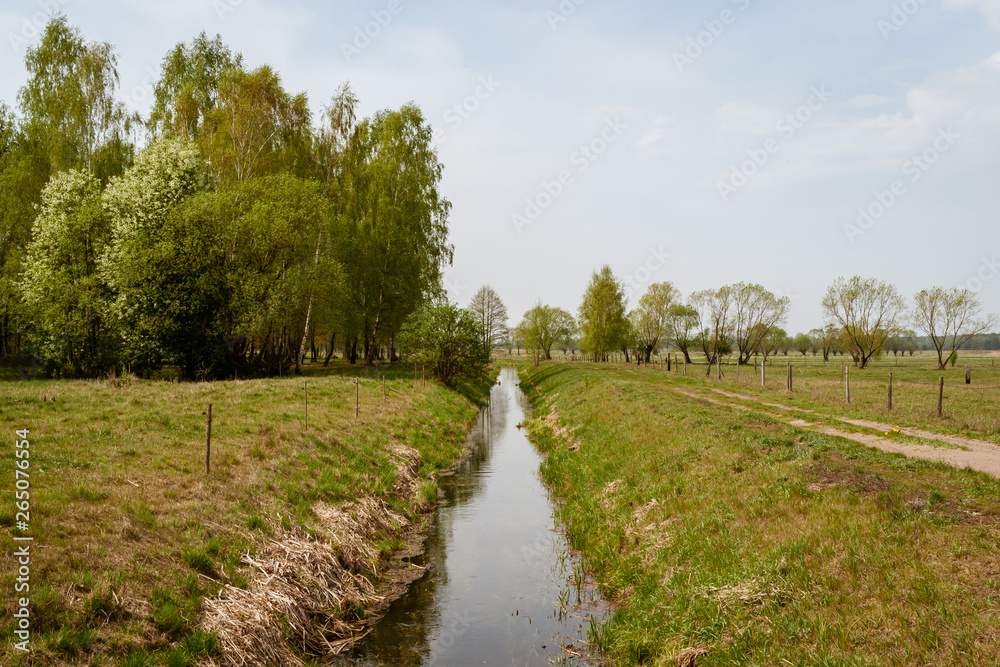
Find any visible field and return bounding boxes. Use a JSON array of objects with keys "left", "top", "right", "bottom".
[
  {"left": 520, "top": 359, "right": 1000, "bottom": 666},
  {"left": 0, "top": 362, "right": 484, "bottom": 666}
]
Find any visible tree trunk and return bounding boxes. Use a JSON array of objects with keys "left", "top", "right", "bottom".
[{"left": 323, "top": 333, "right": 337, "bottom": 366}]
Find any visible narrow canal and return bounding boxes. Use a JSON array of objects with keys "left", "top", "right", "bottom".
[{"left": 339, "top": 366, "right": 606, "bottom": 666}]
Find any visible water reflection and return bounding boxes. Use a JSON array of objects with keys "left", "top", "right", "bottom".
[{"left": 338, "top": 367, "right": 606, "bottom": 666}]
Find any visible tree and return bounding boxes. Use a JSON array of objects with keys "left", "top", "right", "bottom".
[
  {"left": 691, "top": 286, "right": 733, "bottom": 369},
  {"left": 398, "top": 301, "right": 489, "bottom": 387},
  {"left": 631, "top": 282, "right": 680, "bottom": 362},
  {"left": 519, "top": 303, "right": 575, "bottom": 365},
  {"left": 20, "top": 169, "right": 117, "bottom": 376},
  {"left": 665, "top": 302, "right": 699, "bottom": 364},
  {"left": 729, "top": 283, "right": 790, "bottom": 364},
  {"left": 578, "top": 266, "right": 627, "bottom": 362},
  {"left": 468, "top": 285, "right": 509, "bottom": 353},
  {"left": 148, "top": 32, "right": 243, "bottom": 141},
  {"left": 99, "top": 137, "right": 217, "bottom": 376},
  {"left": 821, "top": 277, "right": 906, "bottom": 369},
  {"left": 337, "top": 104, "right": 452, "bottom": 365},
  {"left": 912, "top": 287, "right": 998, "bottom": 370},
  {"left": 793, "top": 333, "right": 811, "bottom": 356},
  {"left": 19, "top": 15, "right": 138, "bottom": 181}
]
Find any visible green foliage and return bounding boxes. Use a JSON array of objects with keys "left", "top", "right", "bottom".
[
  {"left": 399, "top": 301, "right": 489, "bottom": 386},
  {"left": 149, "top": 32, "right": 243, "bottom": 140},
  {"left": 20, "top": 169, "right": 118, "bottom": 376},
  {"left": 578, "top": 265, "right": 628, "bottom": 361},
  {"left": 518, "top": 302, "right": 576, "bottom": 363},
  {"left": 337, "top": 104, "right": 453, "bottom": 364}
]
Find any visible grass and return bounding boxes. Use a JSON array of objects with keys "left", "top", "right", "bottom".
[
  {"left": 520, "top": 360, "right": 1000, "bottom": 666},
  {"left": 0, "top": 359, "right": 487, "bottom": 665}
]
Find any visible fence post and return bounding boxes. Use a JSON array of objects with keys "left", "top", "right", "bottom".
[
  {"left": 787, "top": 363, "right": 792, "bottom": 392},
  {"left": 845, "top": 366, "right": 851, "bottom": 404},
  {"left": 422, "top": 366, "right": 426, "bottom": 388},
  {"left": 383, "top": 375, "right": 386, "bottom": 402},
  {"left": 683, "top": 359, "right": 687, "bottom": 376},
  {"left": 888, "top": 372, "right": 893, "bottom": 411},
  {"left": 355, "top": 378, "right": 359, "bottom": 418},
  {"left": 205, "top": 403, "right": 212, "bottom": 475},
  {"left": 938, "top": 376, "right": 944, "bottom": 417},
  {"left": 667, "top": 355, "right": 671, "bottom": 372},
  {"left": 303, "top": 381, "right": 308, "bottom": 430},
  {"left": 966, "top": 365, "right": 972, "bottom": 385},
  {"left": 717, "top": 355, "right": 722, "bottom": 380},
  {"left": 761, "top": 361, "right": 766, "bottom": 388}
]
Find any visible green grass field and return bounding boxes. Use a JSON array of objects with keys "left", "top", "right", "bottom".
[
  {"left": 520, "top": 361, "right": 1000, "bottom": 666},
  {"left": 0, "top": 361, "right": 484, "bottom": 666}
]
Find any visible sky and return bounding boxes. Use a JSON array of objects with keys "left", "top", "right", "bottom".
[{"left": 2, "top": 0, "right": 1000, "bottom": 334}]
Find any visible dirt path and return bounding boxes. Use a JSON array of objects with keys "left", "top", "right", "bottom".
[{"left": 675, "top": 388, "right": 1000, "bottom": 479}]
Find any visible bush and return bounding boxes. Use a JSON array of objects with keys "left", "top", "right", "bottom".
[{"left": 398, "top": 301, "right": 490, "bottom": 387}]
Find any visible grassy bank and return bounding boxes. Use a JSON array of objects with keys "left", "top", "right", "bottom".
[
  {"left": 1, "top": 362, "right": 486, "bottom": 666},
  {"left": 521, "top": 362, "right": 1000, "bottom": 666}
]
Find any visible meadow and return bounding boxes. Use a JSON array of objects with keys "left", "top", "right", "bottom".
[
  {"left": 0, "top": 362, "right": 484, "bottom": 666},
  {"left": 520, "top": 360, "right": 1000, "bottom": 666}
]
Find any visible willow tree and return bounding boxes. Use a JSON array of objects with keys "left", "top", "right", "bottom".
[
  {"left": 729, "top": 282, "right": 790, "bottom": 364},
  {"left": 913, "top": 287, "right": 997, "bottom": 370},
  {"left": 578, "top": 266, "right": 627, "bottom": 362},
  {"left": 822, "top": 276, "right": 905, "bottom": 368},
  {"left": 518, "top": 302, "right": 575, "bottom": 364},
  {"left": 337, "top": 104, "right": 452, "bottom": 365},
  {"left": 631, "top": 281, "right": 681, "bottom": 362}
]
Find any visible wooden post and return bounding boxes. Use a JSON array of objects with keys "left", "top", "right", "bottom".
[
  {"left": 355, "top": 378, "right": 359, "bottom": 418},
  {"left": 845, "top": 366, "right": 851, "bottom": 404},
  {"left": 303, "top": 381, "right": 308, "bottom": 430},
  {"left": 667, "top": 355, "right": 671, "bottom": 372},
  {"left": 787, "top": 363, "right": 792, "bottom": 392},
  {"left": 717, "top": 355, "right": 722, "bottom": 380},
  {"left": 966, "top": 365, "right": 972, "bottom": 385},
  {"left": 422, "top": 366, "right": 426, "bottom": 388},
  {"left": 205, "top": 403, "right": 212, "bottom": 475},
  {"left": 683, "top": 359, "right": 687, "bottom": 376},
  {"left": 761, "top": 360, "right": 766, "bottom": 388},
  {"left": 383, "top": 375, "right": 386, "bottom": 402},
  {"left": 888, "top": 372, "right": 893, "bottom": 411},
  {"left": 938, "top": 376, "right": 944, "bottom": 417}
]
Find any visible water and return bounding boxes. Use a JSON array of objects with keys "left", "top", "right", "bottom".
[{"left": 339, "top": 366, "right": 606, "bottom": 666}]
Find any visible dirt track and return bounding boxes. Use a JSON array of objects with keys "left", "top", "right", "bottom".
[{"left": 674, "top": 388, "right": 1000, "bottom": 478}]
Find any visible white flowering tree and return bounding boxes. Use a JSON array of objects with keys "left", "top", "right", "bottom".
[
  {"left": 21, "top": 169, "right": 117, "bottom": 376},
  {"left": 99, "top": 137, "right": 216, "bottom": 375}
]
